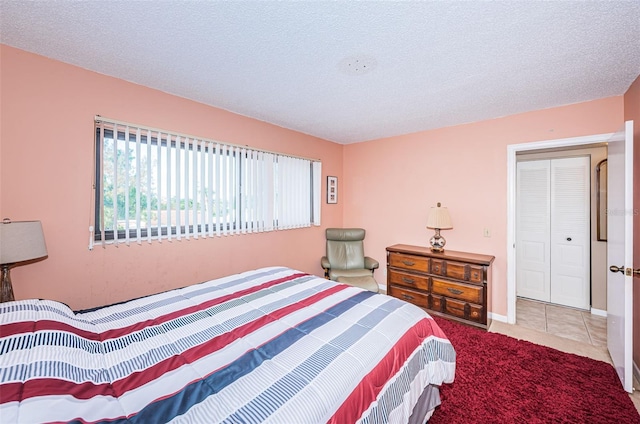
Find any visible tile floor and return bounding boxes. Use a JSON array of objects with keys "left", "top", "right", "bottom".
[{"left": 515, "top": 297, "right": 606, "bottom": 347}]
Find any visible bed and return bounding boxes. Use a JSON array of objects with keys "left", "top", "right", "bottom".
[{"left": 0, "top": 266, "right": 455, "bottom": 423}]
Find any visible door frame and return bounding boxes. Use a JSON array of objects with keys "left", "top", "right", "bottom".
[{"left": 506, "top": 132, "right": 614, "bottom": 324}]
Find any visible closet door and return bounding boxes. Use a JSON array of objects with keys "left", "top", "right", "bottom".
[
  {"left": 516, "top": 160, "right": 551, "bottom": 302},
  {"left": 550, "top": 157, "right": 591, "bottom": 309}
]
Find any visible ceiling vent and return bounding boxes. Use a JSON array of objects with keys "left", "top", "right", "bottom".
[{"left": 338, "top": 55, "right": 377, "bottom": 75}]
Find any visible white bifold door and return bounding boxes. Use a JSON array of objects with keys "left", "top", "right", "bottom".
[{"left": 516, "top": 156, "right": 591, "bottom": 310}]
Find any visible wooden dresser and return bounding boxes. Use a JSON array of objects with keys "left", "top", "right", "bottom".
[{"left": 386, "top": 244, "right": 495, "bottom": 329}]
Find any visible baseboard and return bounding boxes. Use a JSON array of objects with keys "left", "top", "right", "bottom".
[
  {"left": 379, "top": 283, "right": 387, "bottom": 294},
  {"left": 590, "top": 308, "right": 607, "bottom": 317},
  {"left": 634, "top": 361, "right": 640, "bottom": 389},
  {"left": 489, "top": 312, "right": 508, "bottom": 323}
]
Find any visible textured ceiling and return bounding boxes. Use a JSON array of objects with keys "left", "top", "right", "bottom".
[{"left": 1, "top": 1, "right": 639, "bottom": 144}]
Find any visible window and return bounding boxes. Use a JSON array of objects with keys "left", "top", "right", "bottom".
[{"left": 91, "top": 117, "right": 321, "bottom": 248}]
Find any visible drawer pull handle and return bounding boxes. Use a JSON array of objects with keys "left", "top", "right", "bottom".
[
  {"left": 402, "top": 294, "right": 415, "bottom": 300},
  {"left": 447, "top": 288, "right": 464, "bottom": 295},
  {"left": 402, "top": 260, "right": 415, "bottom": 266},
  {"left": 402, "top": 277, "right": 415, "bottom": 284}
]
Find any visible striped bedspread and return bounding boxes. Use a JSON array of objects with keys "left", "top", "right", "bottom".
[{"left": 0, "top": 267, "right": 455, "bottom": 423}]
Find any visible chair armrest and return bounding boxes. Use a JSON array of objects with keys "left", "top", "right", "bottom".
[
  {"left": 321, "top": 256, "right": 331, "bottom": 279},
  {"left": 364, "top": 257, "right": 379, "bottom": 271}
]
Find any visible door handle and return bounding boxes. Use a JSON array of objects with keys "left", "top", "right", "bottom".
[{"left": 610, "top": 266, "right": 640, "bottom": 277}]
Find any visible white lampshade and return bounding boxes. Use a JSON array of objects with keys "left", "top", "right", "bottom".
[
  {"left": 0, "top": 221, "right": 48, "bottom": 265},
  {"left": 426, "top": 203, "right": 453, "bottom": 230}
]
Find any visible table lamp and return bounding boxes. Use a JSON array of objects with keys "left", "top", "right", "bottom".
[
  {"left": 0, "top": 219, "right": 48, "bottom": 302},
  {"left": 426, "top": 203, "right": 452, "bottom": 252}
]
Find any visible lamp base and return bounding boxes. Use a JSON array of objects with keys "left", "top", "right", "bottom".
[
  {"left": 1, "top": 264, "right": 15, "bottom": 303},
  {"left": 429, "top": 229, "right": 446, "bottom": 253}
]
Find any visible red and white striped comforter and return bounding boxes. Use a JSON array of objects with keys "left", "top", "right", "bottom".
[{"left": 0, "top": 267, "right": 455, "bottom": 423}]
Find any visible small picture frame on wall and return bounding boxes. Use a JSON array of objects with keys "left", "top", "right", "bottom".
[{"left": 327, "top": 176, "right": 338, "bottom": 204}]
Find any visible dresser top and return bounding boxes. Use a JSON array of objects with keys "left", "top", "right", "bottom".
[{"left": 387, "top": 244, "right": 495, "bottom": 265}]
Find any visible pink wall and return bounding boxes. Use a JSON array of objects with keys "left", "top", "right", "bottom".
[
  {"left": 343, "top": 97, "right": 624, "bottom": 317},
  {"left": 0, "top": 45, "right": 344, "bottom": 310},
  {"left": 624, "top": 75, "right": 640, "bottom": 367},
  {"left": 1, "top": 43, "right": 636, "bottom": 327}
]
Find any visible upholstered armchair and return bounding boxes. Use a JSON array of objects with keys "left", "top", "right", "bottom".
[{"left": 321, "top": 228, "right": 379, "bottom": 292}]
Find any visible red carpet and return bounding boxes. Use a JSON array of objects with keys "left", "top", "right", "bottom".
[{"left": 429, "top": 317, "right": 640, "bottom": 424}]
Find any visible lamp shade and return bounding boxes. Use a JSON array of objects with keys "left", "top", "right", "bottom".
[
  {"left": 0, "top": 221, "right": 48, "bottom": 265},
  {"left": 426, "top": 204, "right": 453, "bottom": 230}
]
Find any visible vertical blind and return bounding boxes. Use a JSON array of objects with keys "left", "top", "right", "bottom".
[{"left": 90, "top": 117, "right": 322, "bottom": 249}]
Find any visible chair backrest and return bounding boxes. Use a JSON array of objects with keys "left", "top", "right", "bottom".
[{"left": 325, "top": 228, "right": 366, "bottom": 270}]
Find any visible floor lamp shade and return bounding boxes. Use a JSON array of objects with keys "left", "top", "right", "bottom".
[{"left": 0, "top": 220, "right": 47, "bottom": 303}]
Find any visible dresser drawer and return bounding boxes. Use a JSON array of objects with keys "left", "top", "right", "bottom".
[
  {"left": 430, "top": 294, "right": 444, "bottom": 312},
  {"left": 432, "top": 259, "right": 484, "bottom": 284},
  {"left": 468, "top": 304, "right": 484, "bottom": 323},
  {"left": 432, "top": 278, "right": 483, "bottom": 304},
  {"left": 389, "top": 253, "right": 430, "bottom": 273},
  {"left": 389, "top": 285, "right": 428, "bottom": 308},
  {"left": 444, "top": 298, "right": 467, "bottom": 319},
  {"left": 389, "top": 270, "right": 429, "bottom": 291},
  {"left": 444, "top": 298, "right": 484, "bottom": 324}
]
